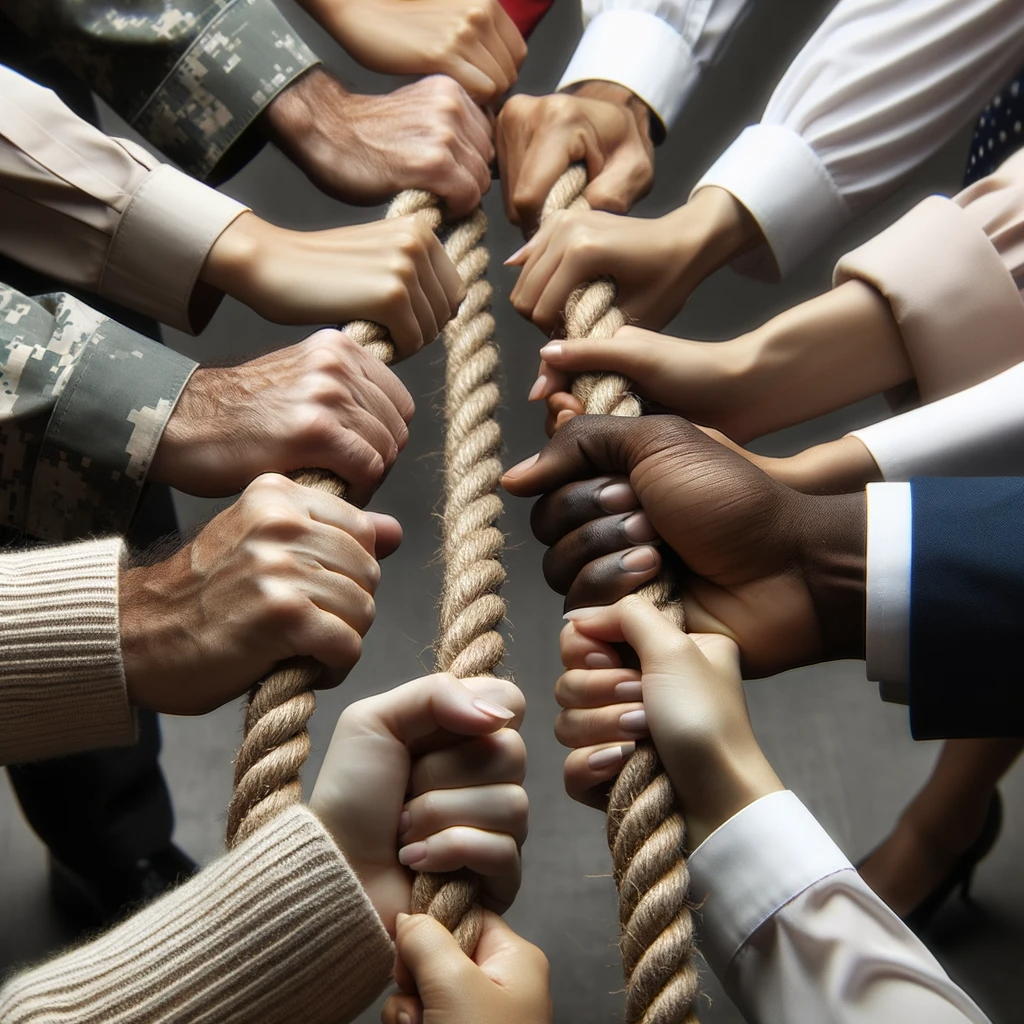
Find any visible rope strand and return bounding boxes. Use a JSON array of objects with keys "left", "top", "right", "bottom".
[
  {"left": 542, "top": 164, "right": 700, "bottom": 1024},
  {"left": 226, "top": 190, "right": 504, "bottom": 956}
]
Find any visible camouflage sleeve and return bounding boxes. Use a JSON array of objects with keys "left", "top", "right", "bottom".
[
  {"left": 0, "top": 0, "right": 319, "bottom": 180},
  {"left": 0, "top": 285, "right": 197, "bottom": 543}
]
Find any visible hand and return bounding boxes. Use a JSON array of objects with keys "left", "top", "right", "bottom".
[
  {"left": 303, "top": 0, "right": 526, "bottom": 105},
  {"left": 150, "top": 329, "right": 414, "bottom": 507},
  {"left": 496, "top": 82, "right": 654, "bottom": 233},
  {"left": 508, "top": 187, "right": 758, "bottom": 333},
  {"left": 556, "top": 596, "right": 783, "bottom": 848},
  {"left": 203, "top": 213, "right": 464, "bottom": 359},
  {"left": 534, "top": 282, "right": 912, "bottom": 443},
  {"left": 309, "top": 672, "right": 527, "bottom": 933},
  {"left": 119, "top": 473, "right": 401, "bottom": 714},
  {"left": 262, "top": 69, "right": 493, "bottom": 219},
  {"left": 381, "top": 912, "right": 551, "bottom": 1024},
  {"left": 501, "top": 414, "right": 868, "bottom": 677}
]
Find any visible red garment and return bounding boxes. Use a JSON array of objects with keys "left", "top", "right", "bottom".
[{"left": 498, "top": 0, "right": 554, "bottom": 39}]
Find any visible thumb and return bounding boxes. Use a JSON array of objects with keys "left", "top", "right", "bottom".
[
  {"left": 582, "top": 149, "right": 652, "bottom": 215},
  {"left": 540, "top": 335, "right": 658, "bottom": 386},
  {"left": 394, "top": 913, "right": 475, "bottom": 1001}
]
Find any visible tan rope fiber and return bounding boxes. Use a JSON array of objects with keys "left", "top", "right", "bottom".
[
  {"left": 226, "top": 189, "right": 507, "bottom": 956},
  {"left": 542, "top": 165, "right": 700, "bottom": 1024}
]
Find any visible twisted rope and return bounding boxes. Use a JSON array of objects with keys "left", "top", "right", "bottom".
[
  {"left": 226, "top": 189, "right": 505, "bottom": 956},
  {"left": 542, "top": 165, "right": 700, "bottom": 1024}
]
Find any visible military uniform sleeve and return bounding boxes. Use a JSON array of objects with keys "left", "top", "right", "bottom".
[
  {"left": 0, "top": 0, "right": 320, "bottom": 180},
  {"left": 0, "top": 64, "right": 250, "bottom": 334},
  {"left": 0, "top": 284, "right": 197, "bottom": 542}
]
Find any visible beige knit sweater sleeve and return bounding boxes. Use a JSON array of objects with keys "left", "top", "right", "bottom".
[
  {"left": 0, "top": 804, "right": 396, "bottom": 1023},
  {"left": 0, "top": 536, "right": 136, "bottom": 764}
]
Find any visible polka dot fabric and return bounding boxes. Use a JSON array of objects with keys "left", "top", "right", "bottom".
[{"left": 965, "top": 71, "right": 1024, "bottom": 186}]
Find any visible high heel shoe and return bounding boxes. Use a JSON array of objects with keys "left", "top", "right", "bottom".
[{"left": 901, "top": 790, "right": 1003, "bottom": 931}]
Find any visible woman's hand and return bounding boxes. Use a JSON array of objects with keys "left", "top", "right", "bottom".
[
  {"left": 203, "top": 213, "right": 465, "bottom": 361},
  {"left": 310, "top": 673, "right": 528, "bottom": 935},
  {"left": 508, "top": 187, "right": 759, "bottom": 333},
  {"left": 556, "top": 596, "right": 782, "bottom": 848},
  {"left": 381, "top": 911, "right": 552, "bottom": 1024}
]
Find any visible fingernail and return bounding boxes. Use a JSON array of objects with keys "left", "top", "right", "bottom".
[
  {"left": 619, "top": 709, "right": 648, "bottom": 734},
  {"left": 621, "top": 546, "right": 658, "bottom": 572},
  {"left": 584, "top": 652, "right": 616, "bottom": 669},
  {"left": 397, "top": 1012, "right": 412, "bottom": 1024},
  {"left": 399, "top": 842, "right": 428, "bottom": 866},
  {"left": 588, "top": 744, "right": 632, "bottom": 770},
  {"left": 622, "top": 512, "right": 658, "bottom": 543},
  {"left": 563, "top": 606, "right": 602, "bottom": 622},
  {"left": 539, "top": 342, "right": 563, "bottom": 361},
  {"left": 504, "top": 453, "right": 539, "bottom": 478},
  {"left": 505, "top": 244, "right": 528, "bottom": 264},
  {"left": 398, "top": 810, "right": 411, "bottom": 837},
  {"left": 528, "top": 375, "right": 548, "bottom": 401},
  {"left": 598, "top": 482, "right": 638, "bottom": 513},
  {"left": 613, "top": 680, "right": 643, "bottom": 702},
  {"left": 473, "top": 698, "right": 515, "bottom": 721}
]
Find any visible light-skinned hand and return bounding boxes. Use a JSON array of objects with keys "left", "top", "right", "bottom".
[
  {"left": 507, "top": 187, "right": 758, "bottom": 333},
  {"left": 309, "top": 672, "right": 528, "bottom": 933},
  {"left": 532, "top": 282, "right": 912, "bottom": 444},
  {"left": 502, "top": 414, "right": 868, "bottom": 677},
  {"left": 202, "top": 213, "right": 464, "bottom": 360},
  {"left": 555, "top": 596, "right": 783, "bottom": 848},
  {"left": 302, "top": 0, "right": 526, "bottom": 104},
  {"left": 150, "top": 329, "right": 414, "bottom": 508},
  {"left": 119, "top": 473, "right": 401, "bottom": 714},
  {"left": 262, "top": 70, "right": 493, "bottom": 219},
  {"left": 380, "top": 911, "right": 552, "bottom": 1024},
  {"left": 496, "top": 82, "right": 654, "bottom": 233}
]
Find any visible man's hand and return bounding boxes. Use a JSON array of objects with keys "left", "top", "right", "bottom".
[
  {"left": 119, "top": 474, "right": 400, "bottom": 714},
  {"left": 501, "top": 415, "right": 868, "bottom": 677},
  {"left": 556, "top": 597, "right": 783, "bottom": 848},
  {"left": 303, "top": 0, "right": 526, "bottom": 105},
  {"left": 496, "top": 82, "right": 654, "bottom": 233},
  {"left": 381, "top": 912, "right": 552, "bottom": 1024},
  {"left": 262, "top": 70, "right": 493, "bottom": 219},
  {"left": 150, "top": 329, "right": 414, "bottom": 508},
  {"left": 508, "top": 188, "right": 759, "bottom": 333},
  {"left": 203, "top": 213, "right": 464, "bottom": 359},
  {"left": 309, "top": 672, "right": 527, "bottom": 933}
]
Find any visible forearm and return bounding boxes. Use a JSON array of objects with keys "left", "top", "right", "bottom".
[
  {"left": 724, "top": 281, "right": 911, "bottom": 442},
  {"left": 0, "top": 806, "right": 394, "bottom": 1023}
]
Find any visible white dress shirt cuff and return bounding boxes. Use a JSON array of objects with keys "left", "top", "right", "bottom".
[
  {"left": 557, "top": 10, "right": 696, "bottom": 131},
  {"left": 99, "top": 163, "right": 249, "bottom": 335},
  {"left": 865, "top": 481, "right": 911, "bottom": 702},
  {"left": 688, "top": 790, "right": 853, "bottom": 977},
  {"left": 692, "top": 124, "right": 850, "bottom": 279}
]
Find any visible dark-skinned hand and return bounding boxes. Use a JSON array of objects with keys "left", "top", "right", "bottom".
[{"left": 501, "top": 415, "right": 867, "bottom": 678}]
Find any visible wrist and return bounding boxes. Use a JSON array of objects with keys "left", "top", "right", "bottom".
[
  {"left": 669, "top": 186, "right": 761, "bottom": 276},
  {"left": 148, "top": 368, "right": 223, "bottom": 493},
  {"left": 783, "top": 437, "right": 883, "bottom": 496},
  {"left": 795, "top": 490, "right": 867, "bottom": 662},
  {"left": 261, "top": 66, "right": 342, "bottom": 145},
  {"left": 566, "top": 80, "right": 653, "bottom": 143},
  {"left": 201, "top": 211, "right": 270, "bottom": 298}
]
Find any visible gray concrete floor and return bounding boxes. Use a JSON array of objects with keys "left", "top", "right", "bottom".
[{"left": 3, "top": 1, "right": 1023, "bottom": 1020}]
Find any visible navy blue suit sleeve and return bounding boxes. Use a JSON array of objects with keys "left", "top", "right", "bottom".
[{"left": 910, "top": 477, "right": 1024, "bottom": 739}]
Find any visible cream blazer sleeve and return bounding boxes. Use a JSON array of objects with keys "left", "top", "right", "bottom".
[{"left": 0, "top": 64, "right": 249, "bottom": 333}]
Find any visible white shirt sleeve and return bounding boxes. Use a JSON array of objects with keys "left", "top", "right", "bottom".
[
  {"left": 692, "top": 0, "right": 1024, "bottom": 279},
  {"left": 558, "top": 0, "right": 754, "bottom": 132},
  {"left": 688, "top": 790, "right": 989, "bottom": 1024}
]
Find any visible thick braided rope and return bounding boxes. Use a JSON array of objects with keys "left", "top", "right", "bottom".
[
  {"left": 542, "top": 166, "right": 700, "bottom": 1024},
  {"left": 226, "top": 190, "right": 505, "bottom": 956}
]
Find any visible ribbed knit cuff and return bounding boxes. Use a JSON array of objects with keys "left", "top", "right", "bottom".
[
  {"left": 0, "top": 806, "right": 395, "bottom": 1024},
  {"left": 0, "top": 538, "right": 134, "bottom": 766}
]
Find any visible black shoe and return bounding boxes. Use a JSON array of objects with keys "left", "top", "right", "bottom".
[
  {"left": 49, "top": 844, "right": 199, "bottom": 930},
  {"left": 902, "top": 790, "right": 1003, "bottom": 932}
]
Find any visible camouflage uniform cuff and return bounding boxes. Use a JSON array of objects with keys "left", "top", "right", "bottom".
[
  {"left": 131, "top": 0, "right": 320, "bottom": 180},
  {"left": 29, "top": 324, "right": 197, "bottom": 542}
]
